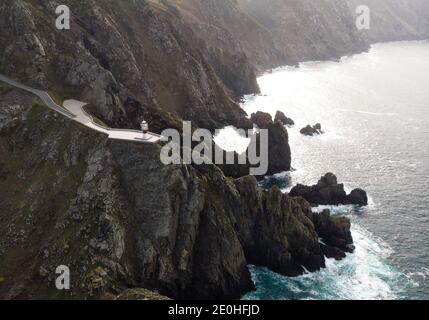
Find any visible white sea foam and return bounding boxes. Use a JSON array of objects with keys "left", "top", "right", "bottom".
[
  {"left": 406, "top": 267, "right": 429, "bottom": 287},
  {"left": 240, "top": 41, "right": 429, "bottom": 300},
  {"left": 243, "top": 223, "right": 411, "bottom": 300}
]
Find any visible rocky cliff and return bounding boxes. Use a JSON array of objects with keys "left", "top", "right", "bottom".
[
  {"left": 0, "top": 90, "right": 353, "bottom": 299},
  {"left": 237, "top": 0, "right": 429, "bottom": 68},
  {"left": 236, "top": 0, "right": 368, "bottom": 67},
  {"left": 2, "top": 0, "right": 428, "bottom": 136},
  {"left": 1, "top": 0, "right": 428, "bottom": 300},
  {"left": 0, "top": 0, "right": 255, "bottom": 132}
]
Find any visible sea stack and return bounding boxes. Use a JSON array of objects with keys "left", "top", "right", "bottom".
[{"left": 250, "top": 111, "right": 291, "bottom": 175}]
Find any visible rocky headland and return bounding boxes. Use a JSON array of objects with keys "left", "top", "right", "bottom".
[
  {"left": 0, "top": 90, "right": 353, "bottom": 299},
  {"left": 0, "top": 0, "right": 426, "bottom": 300}
]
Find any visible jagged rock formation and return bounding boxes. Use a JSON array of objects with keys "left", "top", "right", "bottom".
[
  {"left": 251, "top": 111, "right": 291, "bottom": 175},
  {"left": 289, "top": 173, "right": 368, "bottom": 207},
  {"left": 306, "top": 209, "right": 355, "bottom": 260},
  {"left": 233, "top": 177, "right": 351, "bottom": 275},
  {"left": 0, "top": 0, "right": 425, "bottom": 300},
  {"left": 0, "top": 92, "right": 352, "bottom": 299}
]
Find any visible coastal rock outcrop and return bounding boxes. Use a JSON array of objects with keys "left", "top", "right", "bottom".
[
  {"left": 0, "top": 92, "right": 353, "bottom": 299},
  {"left": 305, "top": 208, "right": 355, "bottom": 260},
  {"left": 300, "top": 123, "right": 324, "bottom": 136},
  {"left": 234, "top": 177, "right": 354, "bottom": 274},
  {"left": 275, "top": 111, "right": 295, "bottom": 127},
  {"left": 234, "top": 178, "right": 324, "bottom": 276},
  {"left": 251, "top": 111, "right": 291, "bottom": 175},
  {"left": 5, "top": 0, "right": 424, "bottom": 301},
  {"left": 289, "top": 173, "right": 368, "bottom": 206},
  {"left": 346, "top": 188, "right": 369, "bottom": 207}
]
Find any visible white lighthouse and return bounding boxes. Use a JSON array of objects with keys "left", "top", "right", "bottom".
[{"left": 141, "top": 120, "right": 149, "bottom": 140}]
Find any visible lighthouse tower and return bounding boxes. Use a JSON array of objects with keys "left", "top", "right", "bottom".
[{"left": 141, "top": 120, "right": 149, "bottom": 140}]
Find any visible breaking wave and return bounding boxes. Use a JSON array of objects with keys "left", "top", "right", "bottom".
[{"left": 243, "top": 223, "right": 412, "bottom": 300}]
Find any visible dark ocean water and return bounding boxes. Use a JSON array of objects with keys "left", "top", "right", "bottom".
[{"left": 216, "top": 41, "right": 429, "bottom": 300}]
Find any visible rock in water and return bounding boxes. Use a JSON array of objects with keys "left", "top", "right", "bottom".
[
  {"left": 234, "top": 177, "right": 354, "bottom": 276},
  {"left": 250, "top": 111, "right": 291, "bottom": 176},
  {"left": 274, "top": 110, "right": 295, "bottom": 126},
  {"left": 305, "top": 209, "right": 355, "bottom": 260},
  {"left": 300, "top": 123, "right": 324, "bottom": 136},
  {"left": 289, "top": 173, "right": 368, "bottom": 206},
  {"left": 346, "top": 188, "right": 368, "bottom": 207}
]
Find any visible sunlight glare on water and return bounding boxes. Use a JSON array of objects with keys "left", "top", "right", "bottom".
[{"left": 221, "top": 41, "right": 429, "bottom": 300}]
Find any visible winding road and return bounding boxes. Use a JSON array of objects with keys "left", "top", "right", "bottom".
[{"left": 0, "top": 74, "right": 162, "bottom": 143}]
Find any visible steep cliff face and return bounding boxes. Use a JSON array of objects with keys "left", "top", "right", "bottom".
[
  {"left": 236, "top": 0, "right": 429, "bottom": 68},
  {"left": 1, "top": 0, "right": 428, "bottom": 134},
  {"left": 0, "top": 0, "right": 253, "bottom": 132},
  {"left": 166, "top": 0, "right": 262, "bottom": 95},
  {"left": 0, "top": 90, "right": 352, "bottom": 299},
  {"left": 1, "top": 0, "right": 428, "bottom": 300},
  {"left": 237, "top": 0, "right": 369, "bottom": 67},
  {"left": 170, "top": 0, "right": 284, "bottom": 76},
  {"left": 0, "top": 88, "right": 248, "bottom": 299}
]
